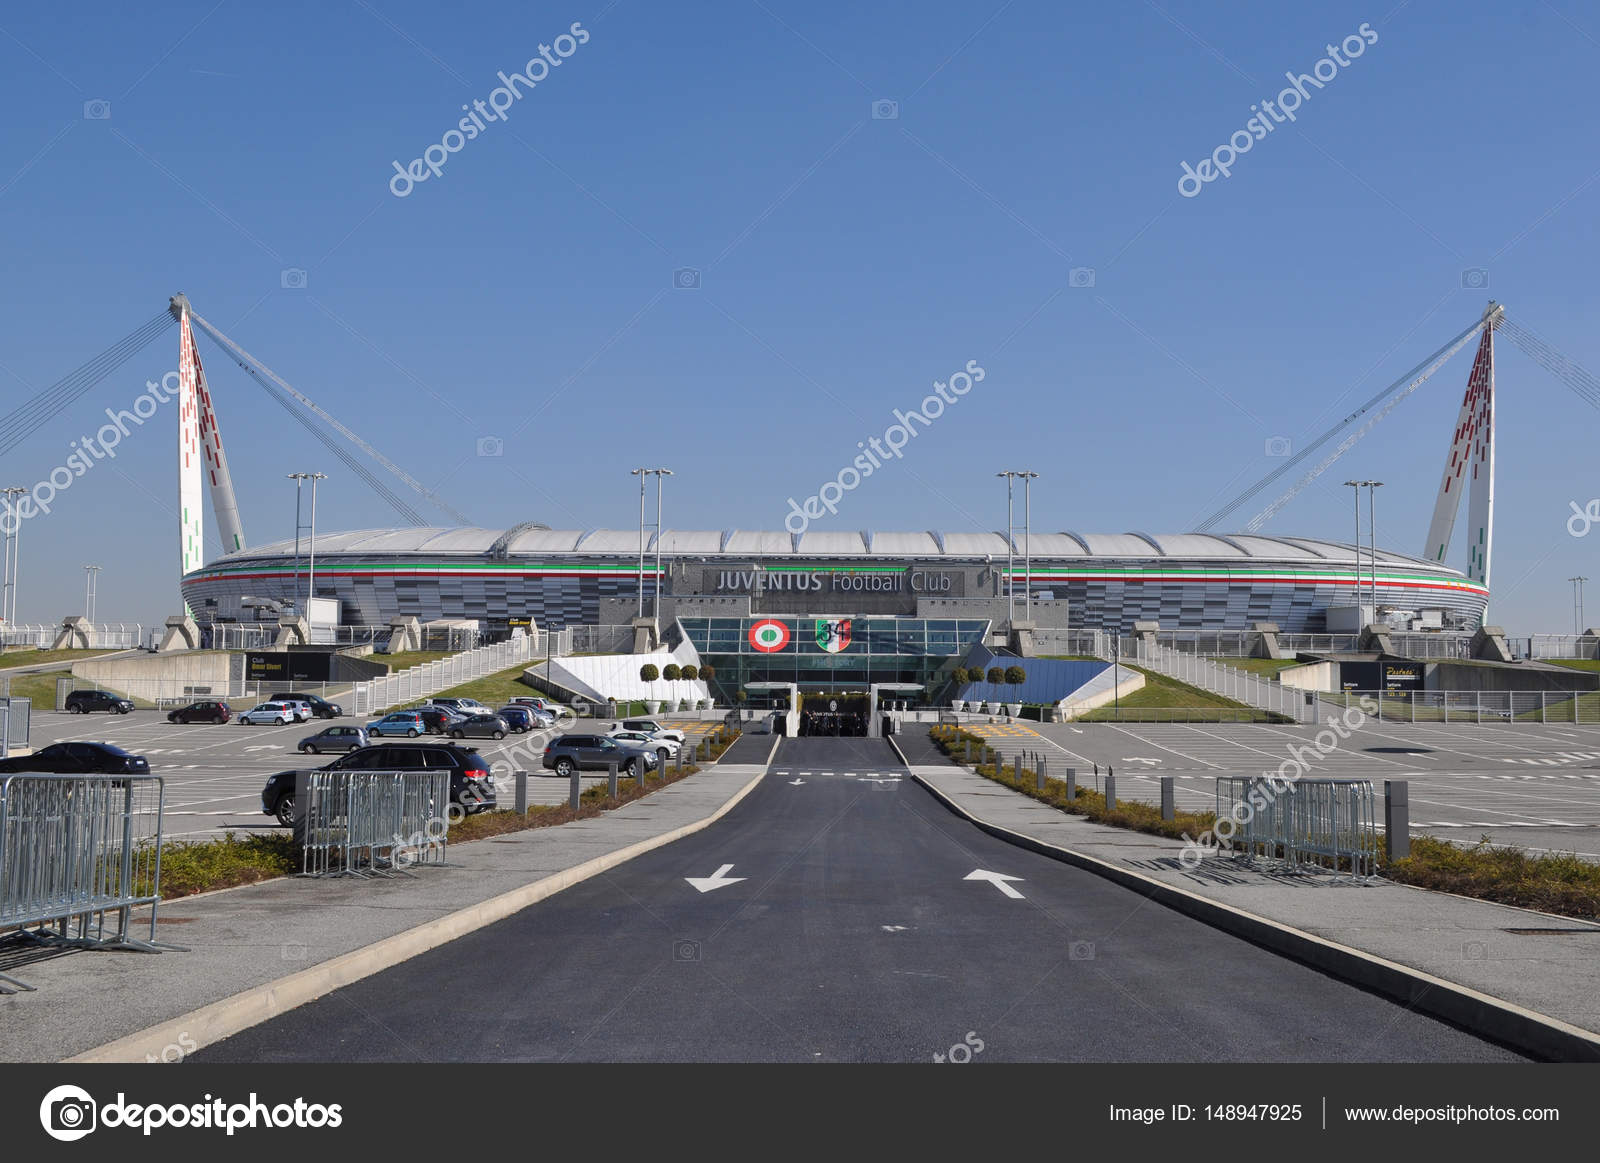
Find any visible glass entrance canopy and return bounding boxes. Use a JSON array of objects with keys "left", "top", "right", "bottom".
[{"left": 678, "top": 616, "right": 990, "bottom": 696}]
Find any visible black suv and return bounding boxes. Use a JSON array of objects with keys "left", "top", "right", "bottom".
[
  {"left": 269, "top": 691, "right": 344, "bottom": 718},
  {"left": 412, "top": 706, "right": 460, "bottom": 735},
  {"left": 64, "top": 689, "right": 134, "bottom": 715},
  {"left": 167, "top": 700, "right": 232, "bottom": 724},
  {"left": 542, "top": 733, "right": 657, "bottom": 778},
  {"left": 261, "top": 741, "right": 495, "bottom": 827}
]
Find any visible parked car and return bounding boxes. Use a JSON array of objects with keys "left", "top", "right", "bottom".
[
  {"left": 412, "top": 706, "right": 464, "bottom": 735},
  {"left": 542, "top": 733, "right": 657, "bottom": 778},
  {"left": 509, "top": 696, "right": 565, "bottom": 715},
  {"left": 619, "top": 718, "right": 686, "bottom": 744},
  {"left": 610, "top": 728, "right": 678, "bottom": 759},
  {"left": 365, "top": 710, "right": 428, "bottom": 737},
  {"left": 496, "top": 706, "right": 536, "bottom": 733},
  {"left": 167, "top": 699, "right": 232, "bottom": 725},
  {"left": 238, "top": 702, "right": 296, "bottom": 726},
  {"left": 261, "top": 741, "right": 495, "bottom": 827},
  {"left": 298, "top": 724, "right": 369, "bottom": 754},
  {"left": 64, "top": 689, "right": 134, "bottom": 715},
  {"left": 429, "top": 697, "right": 493, "bottom": 717},
  {"left": 0, "top": 741, "right": 150, "bottom": 775},
  {"left": 269, "top": 691, "right": 344, "bottom": 719},
  {"left": 278, "top": 700, "right": 314, "bottom": 723},
  {"left": 448, "top": 712, "right": 509, "bottom": 740}
]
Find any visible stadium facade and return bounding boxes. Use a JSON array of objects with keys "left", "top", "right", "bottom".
[{"left": 180, "top": 526, "right": 1490, "bottom": 638}]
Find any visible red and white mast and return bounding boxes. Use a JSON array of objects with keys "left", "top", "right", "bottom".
[
  {"left": 1423, "top": 301, "right": 1500, "bottom": 604},
  {"left": 172, "top": 294, "right": 247, "bottom": 576}
]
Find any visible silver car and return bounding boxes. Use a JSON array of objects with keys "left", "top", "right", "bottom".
[
  {"left": 448, "top": 712, "right": 510, "bottom": 741},
  {"left": 611, "top": 729, "right": 678, "bottom": 759}
]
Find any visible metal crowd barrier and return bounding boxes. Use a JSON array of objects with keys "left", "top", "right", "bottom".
[
  {"left": 0, "top": 774, "right": 176, "bottom": 993},
  {"left": 1215, "top": 776, "right": 1377, "bottom": 880},
  {"left": 299, "top": 770, "right": 452, "bottom": 878}
]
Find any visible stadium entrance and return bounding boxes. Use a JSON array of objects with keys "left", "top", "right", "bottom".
[{"left": 798, "top": 692, "right": 868, "bottom": 736}]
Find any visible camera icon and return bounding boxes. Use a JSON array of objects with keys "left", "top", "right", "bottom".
[
  {"left": 1068, "top": 267, "right": 1096, "bottom": 288},
  {"left": 672, "top": 938, "right": 701, "bottom": 962},
  {"left": 83, "top": 99, "right": 111, "bottom": 120},
  {"left": 673, "top": 267, "right": 701, "bottom": 290},
  {"left": 476, "top": 435, "right": 504, "bottom": 457},
  {"left": 1461, "top": 267, "right": 1489, "bottom": 290},
  {"left": 40, "top": 1085, "right": 98, "bottom": 1141},
  {"left": 1069, "top": 939, "right": 1096, "bottom": 961},
  {"left": 1264, "top": 435, "right": 1292, "bottom": 457},
  {"left": 281, "top": 941, "right": 308, "bottom": 961},
  {"left": 1462, "top": 940, "right": 1487, "bottom": 960},
  {"left": 281, "top": 268, "right": 308, "bottom": 290},
  {"left": 872, "top": 99, "right": 899, "bottom": 120}
]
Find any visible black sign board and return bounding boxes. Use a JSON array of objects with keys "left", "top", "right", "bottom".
[
  {"left": 1340, "top": 660, "right": 1424, "bottom": 692},
  {"left": 246, "top": 651, "right": 334, "bottom": 683}
]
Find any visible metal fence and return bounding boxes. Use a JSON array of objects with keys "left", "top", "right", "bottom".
[
  {"left": 1, "top": 696, "right": 30, "bottom": 756},
  {"left": 0, "top": 622, "right": 144, "bottom": 649},
  {"left": 349, "top": 632, "right": 543, "bottom": 714},
  {"left": 0, "top": 774, "right": 173, "bottom": 992},
  {"left": 1127, "top": 638, "right": 1313, "bottom": 722},
  {"left": 298, "top": 770, "right": 452, "bottom": 877},
  {"left": 1021, "top": 628, "right": 1105, "bottom": 656},
  {"left": 1317, "top": 689, "right": 1600, "bottom": 723},
  {"left": 1215, "top": 775, "right": 1377, "bottom": 878}
]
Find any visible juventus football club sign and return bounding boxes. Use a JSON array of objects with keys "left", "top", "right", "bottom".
[{"left": 816, "top": 618, "right": 852, "bottom": 653}]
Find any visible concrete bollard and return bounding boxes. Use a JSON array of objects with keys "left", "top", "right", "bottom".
[
  {"left": 1105, "top": 773, "right": 1117, "bottom": 811},
  {"left": 1013, "top": 755, "right": 1021, "bottom": 782},
  {"left": 1160, "top": 776, "right": 1174, "bottom": 822},
  {"left": 608, "top": 760, "right": 619, "bottom": 799},
  {"left": 515, "top": 770, "right": 529, "bottom": 816},
  {"left": 1064, "top": 767, "right": 1075, "bottom": 802},
  {"left": 570, "top": 769, "right": 581, "bottom": 811},
  {"left": 1385, "top": 779, "right": 1410, "bottom": 861}
]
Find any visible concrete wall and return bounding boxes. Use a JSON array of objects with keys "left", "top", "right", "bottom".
[
  {"left": 1426, "top": 661, "right": 1600, "bottom": 693},
  {"left": 1279, "top": 661, "right": 1339, "bottom": 692},
  {"left": 74, "top": 651, "right": 240, "bottom": 700}
]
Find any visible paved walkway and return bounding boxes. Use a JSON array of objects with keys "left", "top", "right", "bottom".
[
  {"left": 0, "top": 763, "right": 765, "bottom": 1062},
  {"left": 907, "top": 760, "right": 1600, "bottom": 1044}
]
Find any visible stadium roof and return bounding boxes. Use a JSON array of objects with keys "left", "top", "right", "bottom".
[{"left": 228, "top": 528, "right": 1452, "bottom": 569}]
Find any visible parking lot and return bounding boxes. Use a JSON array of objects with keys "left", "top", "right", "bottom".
[
  {"left": 19, "top": 710, "right": 721, "bottom": 840},
  {"left": 963, "top": 719, "right": 1600, "bottom": 861}
]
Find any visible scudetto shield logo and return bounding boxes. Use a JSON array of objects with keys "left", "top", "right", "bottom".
[
  {"left": 749, "top": 618, "right": 790, "bottom": 653},
  {"left": 816, "top": 618, "right": 852, "bottom": 654}
]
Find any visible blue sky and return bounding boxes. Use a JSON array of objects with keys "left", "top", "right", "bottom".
[{"left": 1, "top": 0, "right": 1596, "bottom": 632}]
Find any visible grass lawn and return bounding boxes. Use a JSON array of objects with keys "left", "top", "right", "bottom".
[
  {"left": 0, "top": 648, "right": 118, "bottom": 669},
  {"left": 372, "top": 650, "right": 454, "bottom": 672},
  {"left": 420, "top": 662, "right": 546, "bottom": 708},
  {"left": 0, "top": 672, "right": 61, "bottom": 707},
  {"left": 1207, "top": 657, "right": 1302, "bottom": 678},
  {"left": 1073, "top": 664, "right": 1287, "bottom": 722},
  {"left": 1548, "top": 659, "right": 1600, "bottom": 672}
]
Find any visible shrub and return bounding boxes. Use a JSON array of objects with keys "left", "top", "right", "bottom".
[
  {"left": 1004, "top": 665, "right": 1026, "bottom": 688},
  {"left": 949, "top": 666, "right": 969, "bottom": 687},
  {"left": 639, "top": 663, "right": 659, "bottom": 684},
  {"left": 680, "top": 664, "right": 698, "bottom": 682},
  {"left": 700, "top": 663, "right": 716, "bottom": 683},
  {"left": 986, "top": 666, "right": 1005, "bottom": 687},
  {"left": 663, "top": 663, "right": 682, "bottom": 682}
]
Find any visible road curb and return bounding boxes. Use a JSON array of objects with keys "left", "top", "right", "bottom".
[
  {"left": 911, "top": 771, "right": 1600, "bottom": 1063},
  {"left": 66, "top": 769, "right": 767, "bottom": 1064}
]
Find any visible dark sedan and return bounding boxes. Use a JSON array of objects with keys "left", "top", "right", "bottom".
[
  {"left": 0, "top": 741, "right": 150, "bottom": 775},
  {"left": 167, "top": 700, "right": 232, "bottom": 724},
  {"left": 496, "top": 706, "right": 536, "bottom": 733}
]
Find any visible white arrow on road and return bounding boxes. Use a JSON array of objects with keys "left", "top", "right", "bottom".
[
  {"left": 965, "top": 869, "right": 1025, "bottom": 898},
  {"left": 858, "top": 775, "right": 902, "bottom": 783},
  {"left": 788, "top": 778, "right": 806, "bottom": 786},
  {"left": 685, "top": 863, "right": 746, "bottom": 893},
  {"left": 1121, "top": 757, "right": 1162, "bottom": 765}
]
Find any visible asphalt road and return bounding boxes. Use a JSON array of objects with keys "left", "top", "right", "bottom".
[{"left": 196, "top": 737, "right": 1520, "bottom": 1063}]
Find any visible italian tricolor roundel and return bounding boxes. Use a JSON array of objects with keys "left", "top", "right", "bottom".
[{"left": 749, "top": 618, "right": 790, "bottom": 653}]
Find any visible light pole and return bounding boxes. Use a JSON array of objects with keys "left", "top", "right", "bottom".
[
  {"left": 1, "top": 486, "right": 25, "bottom": 626},
  {"left": 1366, "top": 481, "right": 1383, "bottom": 619},
  {"left": 997, "top": 471, "right": 1034, "bottom": 624},
  {"left": 287, "top": 473, "right": 326, "bottom": 615},
  {"left": 1570, "top": 577, "right": 1588, "bottom": 636},
  {"left": 1343, "top": 481, "right": 1364, "bottom": 623},
  {"left": 630, "top": 468, "right": 671, "bottom": 618},
  {"left": 83, "top": 565, "right": 101, "bottom": 625}
]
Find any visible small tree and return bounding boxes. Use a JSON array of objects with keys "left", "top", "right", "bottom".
[
  {"left": 681, "top": 664, "right": 698, "bottom": 682},
  {"left": 639, "top": 662, "right": 659, "bottom": 702},
  {"left": 986, "top": 666, "right": 1005, "bottom": 702},
  {"left": 699, "top": 663, "right": 716, "bottom": 683},
  {"left": 949, "top": 666, "right": 968, "bottom": 694},
  {"left": 1004, "top": 665, "right": 1027, "bottom": 706}
]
